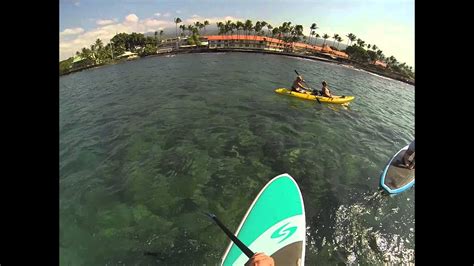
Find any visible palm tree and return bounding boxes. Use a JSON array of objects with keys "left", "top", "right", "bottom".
[
  {"left": 90, "top": 38, "right": 104, "bottom": 63},
  {"left": 388, "top": 56, "right": 397, "bottom": 66},
  {"left": 254, "top": 21, "right": 262, "bottom": 35},
  {"left": 346, "top": 33, "right": 356, "bottom": 46},
  {"left": 371, "top": 44, "right": 378, "bottom": 51},
  {"left": 225, "top": 20, "right": 232, "bottom": 36},
  {"left": 193, "top": 26, "right": 199, "bottom": 35},
  {"left": 198, "top": 22, "right": 204, "bottom": 35},
  {"left": 310, "top": 23, "right": 317, "bottom": 44},
  {"left": 236, "top": 21, "right": 244, "bottom": 37},
  {"left": 159, "top": 30, "right": 164, "bottom": 43},
  {"left": 154, "top": 31, "right": 158, "bottom": 43},
  {"left": 286, "top": 22, "right": 293, "bottom": 39},
  {"left": 231, "top": 22, "right": 237, "bottom": 36},
  {"left": 174, "top": 17, "right": 182, "bottom": 49},
  {"left": 367, "top": 44, "right": 371, "bottom": 49},
  {"left": 356, "top": 38, "right": 365, "bottom": 48},
  {"left": 216, "top": 22, "right": 224, "bottom": 35},
  {"left": 193, "top": 22, "right": 200, "bottom": 34},
  {"left": 286, "top": 24, "right": 293, "bottom": 41},
  {"left": 376, "top": 49, "right": 384, "bottom": 61},
  {"left": 203, "top": 20, "right": 209, "bottom": 35},
  {"left": 95, "top": 38, "right": 103, "bottom": 49},
  {"left": 80, "top": 47, "right": 93, "bottom": 63},
  {"left": 332, "top": 34, "right": 340, "bottom": 47},
  {"left": 186, "top": 25, "right": 193, "bottom": 36},
  {"left": 322, "top": 33, "right": 329, "bottom": 46},
  {"left": 244, "top": 19, "right": 253, "bottom": 35},
  {"left": 280, "top": 22, "right": 287, "bottom": 38},
  {"left": 266, "top": 24, "right": 273, "bottom": 37},
  {"left": 179, "top": 24, "right": 185, "bottom": 36},
  {"left": 294, "top": 25, "right": 304, "bottom": 42},
  {"left": 281, "top": 21, "right": 291, "bottom": 39},
  {"left": 174, "top": 17, "right": 182, "bottom": 38},
  {"left": 336, "top": 36, "right": 343, "bottom": 50},
  {"left": 260, "top": 21, "right": 268, "bottom": 35},
  {"left": 272, "top": 27, "right": 279, "bottom": 38},
  {"left": 314, "top": 33, "right": 320, "bottom": 45}
]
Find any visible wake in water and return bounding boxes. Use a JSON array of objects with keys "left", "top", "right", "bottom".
[{"left": 306, "top": 190, "right": 415, "bottom": 264}]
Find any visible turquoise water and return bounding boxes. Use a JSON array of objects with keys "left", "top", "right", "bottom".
[{"left": 60, "top": 52, "right": 414, "bottom": 265}]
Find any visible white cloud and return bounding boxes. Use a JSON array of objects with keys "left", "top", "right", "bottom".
[
  {"left": 96, "top": 19, "right": 115, "bottom": 26},
  {"left": 59, "top": 14, "right": 247, "bottom": 61},
  {"left": 125, "top": 14, "right": 139, "bottom": 23},
  {"left": 74, "top": 1, "right": 80, "bottom": 7},
  {"left": 60, "top": 27, "right": 85, "bottom": 36},
  {"left": 176, "top": 10, "right": 181, "bottom": 14},
  {"left": 144, "top": 18, "right": 169, "bottom": 27},
  {"left": 59, "top": 13, "right": 176, "bottom": 60},
  {"left": 163, "top": 12, "right": 171, "bottom": 17},
  {"left": 154, "top": 12, "right": 161, "bottom": 17},
  {"left": 184, "top": 15, "right": 242, "bottom": 25}
]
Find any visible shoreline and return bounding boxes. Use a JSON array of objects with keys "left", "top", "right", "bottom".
[{"left": 60, "top": 48, "right": 415, "bottom": 86}]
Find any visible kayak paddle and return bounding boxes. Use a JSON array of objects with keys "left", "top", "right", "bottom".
[
  {"left": 203, "top": 212, "right": 255, "bottom": 258},
  {"left": 294, "top": 70, "right": 321, "bottom": 104}
]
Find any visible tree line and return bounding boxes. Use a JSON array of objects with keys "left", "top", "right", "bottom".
[{"left": 60, "top": 17, "right": 413, "bottom": 79}]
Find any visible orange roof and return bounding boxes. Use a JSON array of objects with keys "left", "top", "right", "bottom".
[
  {"left": 205, "top": 35, "right": 345, "bottom": 55},
  {"left": 289, "top": 42, "right": 323, "bottom": 51},
  {"left": 321, "top": 44, "right": 333, "bottom": 53},
  {"left": 332, "top": 50, "right": 349, "bottom": 58},
  {"left": 373, "top": 60, "right": 387, "bottom": 67},
  {"left": 205, "top": 35, "right": 286, "bottom": 44},
  {"left": 290, "top": 42, "right": 312, "bottom": 49}
]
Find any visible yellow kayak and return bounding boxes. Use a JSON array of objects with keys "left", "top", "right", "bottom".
[{"left": 274, "top": 88, "right": 355, "bottom": 104}]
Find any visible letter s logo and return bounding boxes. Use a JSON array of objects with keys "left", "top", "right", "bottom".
[{"left": 271, "top": 222, "right": 297, "bottom": 243}]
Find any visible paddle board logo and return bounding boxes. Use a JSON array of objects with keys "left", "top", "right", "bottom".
[{"left": 271, "top": 222, "right": 297, "bottom": 243}]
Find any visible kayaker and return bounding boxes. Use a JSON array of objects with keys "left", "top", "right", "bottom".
[
  {"left": 402, "top": 139, "right": 415, "bottom": 169},
  {"left": 291, "top": 75, "right": 311, "bottom": 94},
  {"left": 245, "top": 252, "right": 275, "bottom": 266},
  {"left": 320, "top": 81, "right": 333, "bottom": 98}
]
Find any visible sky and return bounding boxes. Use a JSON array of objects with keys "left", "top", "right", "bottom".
[{"left": 60, "top": 0, "right": 414, "bottom": 67}]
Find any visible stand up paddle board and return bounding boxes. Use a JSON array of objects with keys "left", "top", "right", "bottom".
[
  {"left": 221, "top": 173, "right": 306, "bottom": 265},
  {"left": 380, "top": 145, "right": 415, "bottom": 194}
]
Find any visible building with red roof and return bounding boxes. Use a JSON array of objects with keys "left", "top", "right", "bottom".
[{"left": 205, "top": 35, "right": 348, "bottom": 59}]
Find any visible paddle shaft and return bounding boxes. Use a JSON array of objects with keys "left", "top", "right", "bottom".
[
  {"left": 294, "top": 70, "right": 322, "bottom": 103},
  {"left": 206, "top": 213, "right": 255, "bottom": 258}
]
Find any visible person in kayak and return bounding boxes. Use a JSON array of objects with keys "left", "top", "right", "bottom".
[
  {"left": 291, "top": 75, "right": 311, "bottom": 94},
  {"left": 402, "top": 139, "right": 415, "bottom": 169},
  {"left": 245, "top": 252, "right": 274, "bottom": 266},
  {"left": 320, "top": 81, "right": 333, "bottom": 98}
]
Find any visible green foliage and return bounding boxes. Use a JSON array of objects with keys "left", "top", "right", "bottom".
[
  {"left": 367, "top": 50, "right": 378, "bottom": 62},
  {"left": 186, "top": 33, "right": 202, "bottom": 46},
  {"left": 62, "top": 19, "right": 414, "bottom": 79},
  {"left": 111, "top": 32, "right": 145, "bottom": 52},
  {"left": 140, "top": 44, "right": 157, "bottom": 56},
  {"left": 345, "top": 44, "right": 370, "bottom": 62},
  {"left": 192, "top": 34, "right": 201, "bottom": 45},
  {"left": 59, "top": 57, "right": 74, "bottom": 75}
]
